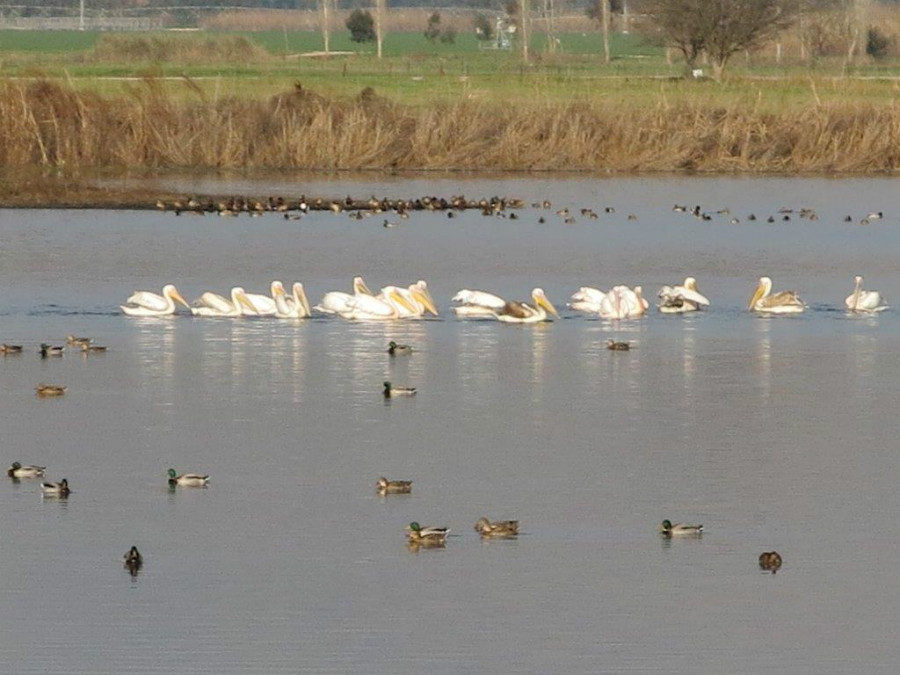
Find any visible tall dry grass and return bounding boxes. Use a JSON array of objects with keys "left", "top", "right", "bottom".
[{"left": 3, "top": 79, "right": 900, "bottom": 173}]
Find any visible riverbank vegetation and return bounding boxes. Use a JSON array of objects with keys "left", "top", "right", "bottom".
[
  {"left": 3, "top": 5, "right": 900, "bottom": 173},
  {"left": 3, "top": 77, "right": 900, "bottom": 173}
]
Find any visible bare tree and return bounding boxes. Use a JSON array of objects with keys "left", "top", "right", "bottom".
[{"left": 642, "top": 0, "right": 799, "bottom": 80}]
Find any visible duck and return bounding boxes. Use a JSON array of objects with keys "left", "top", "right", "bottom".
[
  {"left": 36, "top": 384, "right": 67, "bottom": 397},
  {"left": 66, "top": 335, "right": 92, "bottom": 347},
  {"left": 606, "top": 339, "right": 630, "bottom": 351},
  {"left": 657, "top": 277, "right": 710, "bottom": 313},
  {"left": 758, "top": 551, "right": 783, "bottom": 573},
  {"left": 8, "top": 462, "right": 46, "bottom": 478},
  {"left": 167, "top": 468, "right": 209, "bottom": 487},
  {"left": 41, "top": 478, "right": 70, "bottom": 496},
  {"left": 123, "top": 546, "right": 143, "bottom": 567},
  {"left": 123, "top": 546, "right": 143, "bottom": 576},
  {"left": 39, "top": 343, "right": 64, "bottom": 358},
  {"left": 405, "top": 521, "right": 449, "bottom": 545},
  {"left": 473, "top": 517, "right": 519, "bottom": 537},
  {"left": 376, "top": 477, "right": 413, "bottom": 494},
  {"left": 384, "top": 381, "right": 416, "bottom": 398},
  {"left": 749, "top": 276, "right": 806, "bottom": 314},
  {"left": 659, "top": 519, "right": 703, "bottom": 537},
  {"left": 1, "top": 344, "right": 23, "bottom": 354},
  {"left": 387, "top": 341, "right": 413, "bottom": 356},
  {"left": 81, "top": 344, "right": 108, "bottom": 353},
  {"left": 845, "top": 275, "right": 888, "bottom": 313}
]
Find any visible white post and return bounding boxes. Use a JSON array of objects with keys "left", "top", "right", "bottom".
[{"left": 79, "top": 0, "right": 85, "bottom": 31}]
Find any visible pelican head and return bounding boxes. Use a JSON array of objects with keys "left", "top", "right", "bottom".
[
  {"left": 684, "top": 277, "right": 698, "bottom": 291},
  {"left": 388, "top": 289, "right": 418, "bottom": 315},
  {"left": 232, "top": 287, "right": 259, "bottom": 314},
  {"left": 411, "top": 281, "right": 439, "bottom": 316},
  {"left": 353, "top": 276, "right": 374, "bottom": 296},
  {"left": 532, "top": 288, "right": 560, "bottom": 319},
  {"left": 163, "top": 284, "right": 191, "bottom": 310},
  {"left": 749, "top": 276, "right": 772, "bottom": 310},
  {"left": 292, "top": 282, "right": 312, "bottom": 316}
]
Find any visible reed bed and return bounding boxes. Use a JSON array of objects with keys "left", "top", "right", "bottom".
[{"left": 3, "top": 78, "right": 900, "bottom": 173}]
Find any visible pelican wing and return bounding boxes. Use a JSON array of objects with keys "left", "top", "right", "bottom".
[{"left": 125, "top": 291, "right": 167, "bottom": 311}]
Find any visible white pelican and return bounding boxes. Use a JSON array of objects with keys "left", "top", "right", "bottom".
[
  {"left": 494, "top": 288, "right": 560, "bottom": 323},
  {"left": 191, "top": 287, "right": 257, "bottom": 317},
  {"left": 658, "top": 277, "right": 710, "bottom": 313},
  {"left": 240, "top": 281, "right": 284, "bottom": 317},
  {"left": 599, "top": 286, "right": 647, "bottom": 319},
  {"left": 315, "top": 277, "right": 374, "bottom": 315},
  {"left": 749, "top": 277, "right": 806, "bottom": 314},
  {"left": 121, "top": 284, "right": 190, "bottom": 317},
  {"left": 452, "top": 289, "right": 506, "bottom": 317},
  {"left": 568, "top": 287, "right": 607, "bottom": 314},
  {"left": 378, "top": 281, "right": 439, "bottom": 318},
  {"left": 274, "top": 282, "right": 312, "bottom": 319},
  {"left": 845, "top": 275, "right": 888, "bottom": 313},
  {"left": 340, "top": 289, "right": 417, "bottom": 321}
]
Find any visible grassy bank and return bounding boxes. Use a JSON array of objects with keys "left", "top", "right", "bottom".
[{"left": 3, "top": 78, "right": 900, "bottom": 174}]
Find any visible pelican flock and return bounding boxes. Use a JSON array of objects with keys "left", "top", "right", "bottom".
[{"left": 120, "top": 275, "right": 888, "bottom": 321}]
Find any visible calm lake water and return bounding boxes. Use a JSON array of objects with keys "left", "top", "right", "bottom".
[{"left": 2, "top": 175, "right": 900, "bottom": 674}]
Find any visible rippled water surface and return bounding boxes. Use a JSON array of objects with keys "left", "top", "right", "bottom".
[{"left": 3, "top": 176, "right": 900, "bottom": 674}]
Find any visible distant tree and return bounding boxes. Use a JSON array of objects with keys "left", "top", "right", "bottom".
[
  {"left": 866, "top": 26, "right": 891, "bottom": 59},
  {"left": 346, "top": 9, "right": 376, "bottom": 43},
  {"left": 474, "top": 13, "right": 493, "bottom": 41},
  {"left": 642, "top": 0, "right": 798, "bottom": 80},
  {"left": 425, "top": 11, "right": 442, "bottom": 42},
  {"left": 440, "top": 26, "right": 457, "bottom": 44}
]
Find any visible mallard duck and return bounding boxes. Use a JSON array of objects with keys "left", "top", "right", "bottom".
[
  {"left": 387, "top": 341, "right": 413, "bottom": 356},
  {"left": 376, "top": 477, "right": 412, "bottom": 494},
  {"left": 167, "top": 468, "right": 209, "bottom": 487},
  {"left": 36, "top": 384, "right": 67, "bottom": 397},
  {"left": 80, "top": 344, "right": 107, "bottom": 353},
  {"left": 405, "top": 521, "right": 449, "bottom": 544},
  {"left": 123, "top": 546, "right": 143, "bottom": 567},
  {"left": 0, "top": 344, "right": 23, "bottom": 354},
  {"left": 606, "top": 339, "right": 630, "bottom": 351},
  {"left": 41, "top": 478, "right": 70, "bottom": 496},
  {"left": 474, "top": 517, "right": 519, "bottom": 537},
  {"left": 758, "top": 551, "right": 783, "bottom": 573},
  {"left": 39, "top": 343, "right": 64, "bottom": 358},
  {"left": 659, "top": 519, "right": 703, "bottom": 537},
  {"left": 8, "top": 462, "right": 46, "bottom": 478},
  {"left": 66, "top": 335, "right": 92, "bottom": 347},
  {"left": 384, "top": 381, "right": 416, "bottom": 398}
]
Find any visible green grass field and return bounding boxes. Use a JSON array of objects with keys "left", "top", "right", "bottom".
[{"left": 2, "top": 28, "right": 900, "bottom": 112}]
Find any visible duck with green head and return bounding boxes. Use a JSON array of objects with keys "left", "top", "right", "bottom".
[
  {"left": 659, "top": 519, "right": 703, "bottom": 537},
  {"left": 168, "top": 469, "right": 209, "bottom": 487},
  {"left": 384, "top": 381, "right": 416, "bottom": 398},
  {"left": 405, "top": 521, "right": 449, "bottom": 545},
  {"left": 474, "top": 517, "right": 519, "bottom": 538},
  {"left": 8, "top": 462, "right": 46, "bottom": 479},
  {"left": 39, "top": 344, "right": 64, "bottom": 358},
  {"left": 41, "top": 478, "right": 70, "bottom": 497},
  {"left": 387, "top": 341, "right": 413, "bottom": 356}
]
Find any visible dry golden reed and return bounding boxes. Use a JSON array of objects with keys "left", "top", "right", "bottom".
[{"left": 2, "top": 79, "right": 900, "bottom": 173}]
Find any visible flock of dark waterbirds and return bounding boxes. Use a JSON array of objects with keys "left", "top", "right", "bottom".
[
  {"left": 153, "top": 192, "right": 884, "bottom": 230},
  {"left": 6, "top": 332, "right": 781, "bottom": 573}
]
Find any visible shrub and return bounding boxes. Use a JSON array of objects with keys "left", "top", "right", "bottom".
[
  {"left": 474, "top": 13, "right": 493, "bottom": 41},
  {"left": 440, "top": 27, "right": 457, "bottom": 45},
  {"left": 425, "top": 11, "right": 441, "bottom": 42},
  {"left": 346, "top": 9, "right": 376, "bottom": 43},
  {"left": 866, "top": 27, "right": 891, "bottom": 61}
]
